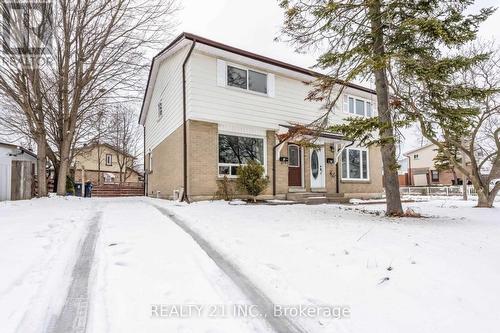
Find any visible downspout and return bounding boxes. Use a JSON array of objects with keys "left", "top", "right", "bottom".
[
  {"left": 272, "top": 140, "right": 285, "bottom": 197},
  {"left": 144, "top": 127, "right": 147, "bottom": 196},
  {"left": 181, "top": 40, "right": 196, "bottom": 203}
]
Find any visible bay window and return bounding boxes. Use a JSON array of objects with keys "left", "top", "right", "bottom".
[
  {"left": 218, "top": 134, "right": 265, "bottom": 176},
  {"left": 341, "top": 148, "right": 369, "bottom": 180}
]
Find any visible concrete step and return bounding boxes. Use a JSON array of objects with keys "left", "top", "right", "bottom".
[
  {"left": 326, "top": 193, "right": 345, "bottom": 198},
  {"left": 286, "top": 192, "right": 326, "bottom": 201},
  {"left": 304, "top": 197, "right": 329, "bottom": 205},
  {"left": 327, "top": 197, "right": 351, "bottom": 204}
]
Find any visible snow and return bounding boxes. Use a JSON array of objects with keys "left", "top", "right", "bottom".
[
  {"left": 84, "top": 199, "right": 272, "bottom": 333},
  {"left": 0, "top": 197, "right": 95, "bottom": 333},
  {"left": 157, "top": 198, "right": 500, "bottom": 333},
  {"left": 1, "top": 196, "right": 500, "bottom": 333}
]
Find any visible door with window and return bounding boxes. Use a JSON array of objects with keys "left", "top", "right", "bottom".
[
  {"left": 288, "top": 144, "right": 302, "bottom": 187},
  {"left": 310, "top": 147, "right": 325, "bottom": 189}
]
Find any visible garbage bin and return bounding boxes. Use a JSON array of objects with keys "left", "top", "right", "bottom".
[
  {"left": 74, "top": 183, "right": 82, "bottom": 197},
  {"left": 84, "top": 181, "right": 93, "bottom": 197}
]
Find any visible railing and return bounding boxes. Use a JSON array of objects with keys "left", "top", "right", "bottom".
[{"left": 399, "top": 185, "right": 479, "bottom": 197}]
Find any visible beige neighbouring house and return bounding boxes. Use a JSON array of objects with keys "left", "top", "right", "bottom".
[
  {"left": 404, "top": 143, "right": 466, "bottom": 186},
  {"left": 73, "top": 143, "right": 141, "bottom": 185},
  {"left": 139, "top": 33, "right": 384, "bottom": 201}
]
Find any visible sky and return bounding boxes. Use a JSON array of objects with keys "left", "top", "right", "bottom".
[{"left": 175, "top": 0, "right": 500, "bottom": 154}]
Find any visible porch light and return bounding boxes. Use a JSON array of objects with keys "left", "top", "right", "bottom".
[{"left": 279, "top": 156, "right": 289, "bottom": 164}]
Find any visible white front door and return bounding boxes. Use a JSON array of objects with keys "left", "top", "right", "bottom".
[{"left": 310, "top": 147, "right": 325, "bottom": 189}]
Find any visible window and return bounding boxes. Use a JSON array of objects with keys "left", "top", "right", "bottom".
[
  {"left": 431, "top": 170, "right": 439, "bottom": 182},
  {"left": 103, "top": 173, "right": 115, "bottom": 183},
  {"left": 158, "top": 102, "right": 163, "bottom": 118},
  {"left": 288, "top": 145, "right": 300, "bottom": 167},
  {"left": 105, "top": 154, "right": 112, "bottom": 166},
  {"left": 347, "top": 96, "right": 373, "bottom": 117},
  {"left": 413, "top": 154, "right": 419, "bottom": 160},
  {"left": 341, "top": 148, "right": 369, "bottom": 180},
  {"left": 227, "top": 65, "right": 267, "bottom": 94},
  {"left": 218, "top": 134, "right": 264, "bottom": 176}
]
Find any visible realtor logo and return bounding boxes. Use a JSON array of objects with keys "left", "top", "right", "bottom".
[{"left": 1, "top": 1, "right": 53, "bottom": 56}]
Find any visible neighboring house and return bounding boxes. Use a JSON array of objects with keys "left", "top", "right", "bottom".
[
  {"left": 139, "top": 33, "right": 384, "bottom": 201},
  {"left": 0, "top": 142, "right": 37, "bottom": 201},
  {"left": 404, "top": 143, "right": 464, "bottom": 186},
  {"left": 398, "top": 157, "right": 410, "bottom": 186},
  {"left": 73, "top": 143, "right": 140, "bottom": 185}
]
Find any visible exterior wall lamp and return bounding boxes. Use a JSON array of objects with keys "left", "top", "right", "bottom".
[{"left": 279, "top": 156, "right": 289, "bottom": 164}]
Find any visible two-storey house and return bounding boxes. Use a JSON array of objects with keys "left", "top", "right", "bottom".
[{"left": 139, "top": 33, "right": 383, "bottom": 201}]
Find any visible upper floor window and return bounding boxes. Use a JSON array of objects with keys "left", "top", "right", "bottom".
[
  {"left": 227, "top": 65, "right": 267, "bottom": 94},
  {"left": 346, "top": 96, "right": 373, "bottom": 117},
  {"left": 218, "top": 134, "right": 264, "bottom": 176},
  {"left": 431, "top": 170, "right": 439, "bottom": 182},
  {"left": 341, "top": 148, "right": 369, "bottom": 180},
  {"left": 105, "top": 154, "right": 113, "bottom": 166}
]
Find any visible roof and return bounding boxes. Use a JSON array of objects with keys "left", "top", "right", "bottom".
[
  {"left": 403, "top": 143, "right": 436, "bottom": 156},
  {"left": 78, "top": 142, "right": 136, "bottom": 159},
  {"left": 139, "top": 32, "right": 377, "bottom": 124},
  {"left": 279, "top": 124, "right": 345, "bottom": 141},
  {"left": 0, "top": 141, "right": 37, "bottom": 158}
]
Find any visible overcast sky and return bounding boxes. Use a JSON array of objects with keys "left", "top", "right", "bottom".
[{"left": 175, "top": 0, "right": 500, "bottom": 154}]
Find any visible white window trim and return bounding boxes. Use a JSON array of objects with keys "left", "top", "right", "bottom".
[
  {"left": 225, "top": 62, "right": 270, "bottom": 97},
  {"left": 217, "top": 131, "right": 267, "bottom": 178},
  {"left": 345, "top": 94, "right": 375, "bottom": 118},
  {"left": 105, "top": 154, "right": 113, "bottom": 166},
  {"left": 341, "top": 147, "right": 370, "bottom": 181}
]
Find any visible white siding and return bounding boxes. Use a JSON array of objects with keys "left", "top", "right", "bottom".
[
  {"left": 144, "top": 46, "right": 189, "bottom": 152},
  {"left": 186, "top": 51, "right": 376, "bottom": 130}
]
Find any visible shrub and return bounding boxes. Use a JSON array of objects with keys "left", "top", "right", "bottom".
[
  {"left": 214, "top": 175, "right": 234, "bottom": 201},
  {"left": 65, "top": 175, "right": 75, "bottom": 196},
  {"left": 236, "top": 160, "right": 269, "bottom": 202}
]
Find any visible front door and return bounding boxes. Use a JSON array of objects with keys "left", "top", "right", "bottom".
[
  {"left": 288, "top": 144, "right": 302, "bottom": 187},
  {"left": 310, "top": 147, "right": 325, "bottom": 189}
]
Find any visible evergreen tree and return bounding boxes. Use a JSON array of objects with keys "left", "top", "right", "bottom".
[
  {"left": 433, "top": 143, "right": 461, "bottom": 185},
  {"left": 279, "top": 0, "right": 493, "bottom": 215}
]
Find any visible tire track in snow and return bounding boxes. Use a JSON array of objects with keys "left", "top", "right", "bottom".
[
  {"left": 153, "top": 204, "right": 307, "bottom": 333},
  {"left": 49, "top": 211, "right": 102, "bottom": 333}
]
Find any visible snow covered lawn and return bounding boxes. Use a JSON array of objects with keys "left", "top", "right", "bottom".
[
  {"left": 1, "top": 196, "right": 499, "bottom": 333},
  {"left": 158, "top": 198, "right": 500, "bottom": 333},
  {"left": 0, "top": 197, "right": 96, "bottom": 332}
]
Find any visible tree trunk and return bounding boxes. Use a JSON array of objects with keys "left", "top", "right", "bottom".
[
  {"left": 476, "top": 190, "right": 492, "bottom": 208},
  {"left": 56, "top": 140, "right": 72, "bottom": 195},
  {"left": 369, "top": 0, "right": 403, "bottom": 216},
  {"left": 36, "top": 138, "right": 48, "bottom": 197}
]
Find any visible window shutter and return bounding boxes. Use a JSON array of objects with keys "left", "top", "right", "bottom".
[
  {"left": 343, "top": 94, "right": 349, "bottom": 113},
  {"left": 216, "top": 59, "right": 226, "bottom": 87},
  {"left": 267, "top": 73, "right": 275, "bottom": 97}
]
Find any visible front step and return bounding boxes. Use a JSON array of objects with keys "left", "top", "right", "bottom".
[{"left": 286, "top": 192, "right": 324, "bottom": 201}]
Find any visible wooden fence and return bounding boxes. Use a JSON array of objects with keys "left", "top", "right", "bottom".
[
  {"left": 91, "top": 183, "right": 144, "bottom": 197},
  {"left": 11, "top": 161, "right": 34, "bottom": 200}
]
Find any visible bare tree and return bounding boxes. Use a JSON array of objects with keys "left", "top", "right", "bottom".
[
  {"left": 45, "top": 0, "right": 177, "bottom": 194},
  {"left": 1, "top": 0, "right": 178, "bottom": 195},
  {"left": 0, "top": 2, "right": 53, "bottom": 197},
  {"left": 105, "top": 104, "right": 141, "bottom": 183}
]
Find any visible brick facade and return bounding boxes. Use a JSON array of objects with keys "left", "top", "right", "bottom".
[{"left": 148, "top": 119, "right": 384, "bottom": 200}]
